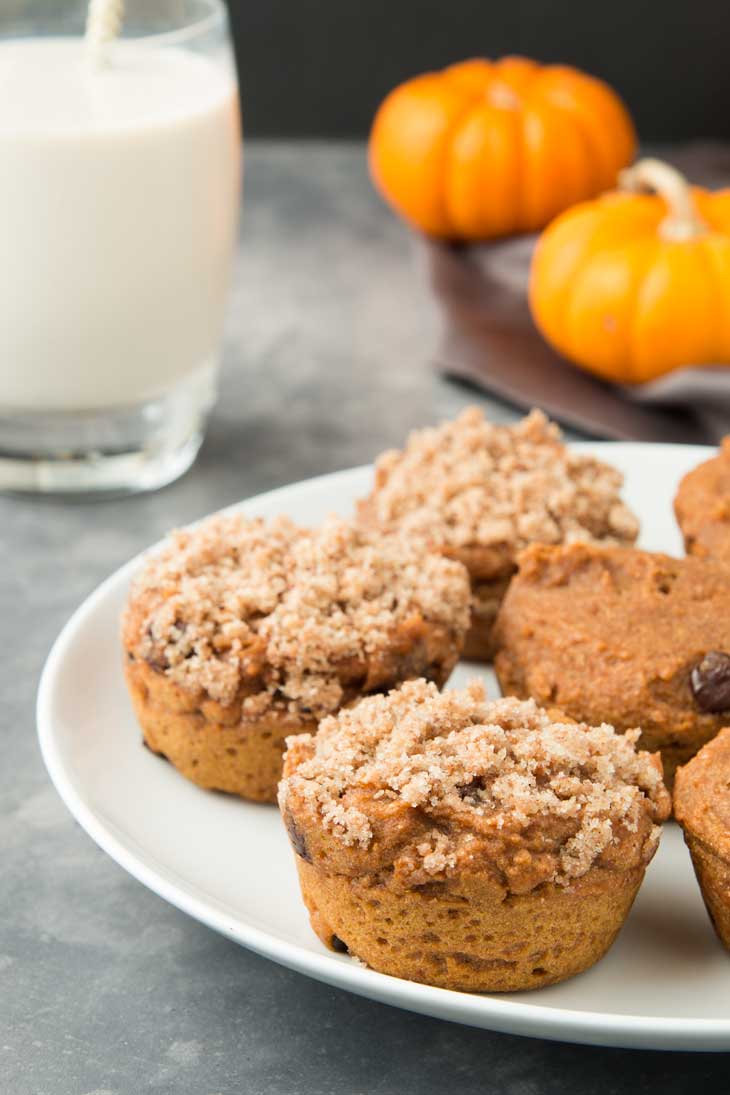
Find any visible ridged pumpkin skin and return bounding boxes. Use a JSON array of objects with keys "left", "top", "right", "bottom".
[
  {"left": 369, "top": 56, "right": 636, "bottom": 240},
  {"left": 529, "top": 166, "right": 730, "bottom": 384}
]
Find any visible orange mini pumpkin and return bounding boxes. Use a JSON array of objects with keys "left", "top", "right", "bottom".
[
  {"left": 369, "top": 56, "right": 636, "bottom": 240},
  {"left": 529, "top": 158, "right": 730, "bottom": 385}
]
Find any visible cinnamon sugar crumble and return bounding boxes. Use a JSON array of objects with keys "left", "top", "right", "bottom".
[
  {"left": 125, "top": 514, "right": 470, "bottom": 715},
  {"left": 364, "top": 408, "right": 638, "bottom": 558},
  {"left": 280, "top": 680, "right": 670, "bottom": 886}
]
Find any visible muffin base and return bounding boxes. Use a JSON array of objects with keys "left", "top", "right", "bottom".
[
  {"left": 682, "top": 832, "right": 730, "bottom": 950},
  {"left": 462, "top": 575, "right": 513, "bottom": 663},
  {"left": 294, "top": 858, "right": 645, "bottom": 992},
  {"left": 126, "top": 659, "right": 314, "bottom": 803}
]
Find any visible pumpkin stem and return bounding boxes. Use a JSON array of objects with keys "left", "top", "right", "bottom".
[{"left": 618, "top": 158, "right": 707, "bottom": 242}]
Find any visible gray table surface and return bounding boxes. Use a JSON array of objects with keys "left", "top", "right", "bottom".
[{"left": 2, "top": 142, "right": 725, "bottom": 1094}]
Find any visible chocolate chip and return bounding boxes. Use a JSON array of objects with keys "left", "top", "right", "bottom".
[
  {"left": 331, "top": 935, "right": 349, "bottom": 953},
  {"left": 457, "top": 777, "right": 484, "bottom": 800},
  {"left": 145, "top": 655, "right": 168, "bottom": 673},
  {"left": 284, "top": 812, "right": 312, "bottom": 863},
  {"left": 690, "top": 651, "right": 730, "bottom": 713}
]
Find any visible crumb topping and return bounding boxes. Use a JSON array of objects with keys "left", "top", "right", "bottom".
[
  {"left": 280, "top": 679, "right": 669, "bottom": 889},
  {"left": 363, "top": 408, "right": 638, "bottom": 562},
  {"left": 124, "top": 515, "right": 470, "bottom": 716}
]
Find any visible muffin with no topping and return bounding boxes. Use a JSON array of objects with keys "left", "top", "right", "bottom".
[
  {"left": 358, "top": 407, "right": 638, "bottom": 660},
  {"left": 123, "top": 515, "right": 471, "bottom": 802},
  {"left": 494, "top": 542, "right": 730, "bottom": 785},
  {"left": 279, "top": 679, "right": 669, "bottom": 991},
  {"left": 674, "top": 728, "right": 730, "bottom": 951},
  {"left": 675, "top": 437, "right": 730, "bottom": 561}
]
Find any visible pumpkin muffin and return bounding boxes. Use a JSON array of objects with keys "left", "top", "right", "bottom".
[
  {"left": 674, "top": 729, "right": 730, "bottom": 951},
  {"left": 122, "top": 515, "right": 471, "bottom": 802},
  {"left": 494, "top": 542, "right": 730, "bottom": 785},
  {"left": 675, "top": 437, "right": 730, "bottom": 560},
  {"left": 358, "top": 407, "right": 638, "bottom": 660},
  {"left": 279, "top": 679, "right": 669, "bottom": 992}
]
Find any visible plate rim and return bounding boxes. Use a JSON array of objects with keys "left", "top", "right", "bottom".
[{"left": 37, "top": 445, "right": 730, "bottom": 1052}]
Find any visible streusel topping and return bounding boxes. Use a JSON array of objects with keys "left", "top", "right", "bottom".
[
  {"left": 124, "top": 515, "right": 471, "bottom": 716},
  {"left": 362, "top": 407, "right": 638, "bottom": 560},
  {"left": 280, "top": 680, "right": 670, "bottom": 889}
]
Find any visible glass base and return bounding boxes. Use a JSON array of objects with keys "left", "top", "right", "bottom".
[{"left": 0, "top": 365, "right": 217, "bottom": 496}]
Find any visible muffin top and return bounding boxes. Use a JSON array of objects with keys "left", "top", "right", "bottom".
[
  {"left": 674, "top": 728, "right": 730, "bottom": 861},
  {"left": 493, "top": 542, "right": 730, "bottom": 778},
  {"left": 675, "top": 436, "right": 730, "bottom": 560},
  {"left": 279, "top": 679, "right": 670, "bottom": 895},
  {"left": 123, "top": 514, "right": 471, "bottom": 719},
  {"left": 359, "top": 407, "right": 638, "bottom": 579}
]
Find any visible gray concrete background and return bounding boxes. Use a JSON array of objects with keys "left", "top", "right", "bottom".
[{"left": 2, "top": 143, "right": 724, "bottom": 1094}]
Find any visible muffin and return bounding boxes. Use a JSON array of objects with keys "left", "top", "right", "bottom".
[
  {"left": 279, "top": 679, "right": 669, "bottom": 992},
  {"left": 674, "top": 728, "right": 730, "bottom": 951},
  {"left": 675, "top": 437, "right": 730, "bottom": 560},
  {"left": 494, "top": 541, "right": 730, "bottom": 785},
  {"left": 123, "top": 514, "right": 471, "bottom": 802},
  {"left": 358, "top": 407, "right": 638, "bottom": 660}
]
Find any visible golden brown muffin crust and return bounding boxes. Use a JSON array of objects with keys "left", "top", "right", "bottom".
[
  {"left": 293, "top": 854, "right": 651, "bottom": 991},
  {"left": 494, "top": 542, "right": 730, "bottom": 782}
]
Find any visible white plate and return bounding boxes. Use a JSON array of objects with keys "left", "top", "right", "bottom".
[{"left": 37, "top": 443, "right": 730, "bottom": 1052}]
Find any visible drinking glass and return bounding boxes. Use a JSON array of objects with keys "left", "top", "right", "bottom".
[{"left": 0, "top": 0, "right": 242, "bottom": 494}]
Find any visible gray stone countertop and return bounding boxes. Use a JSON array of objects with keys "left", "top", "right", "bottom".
[{"left": 2, "top": 142, "right": 722, "bottom": 1094}]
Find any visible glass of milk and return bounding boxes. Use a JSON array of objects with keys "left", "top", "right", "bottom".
[{"left": 0, "top": 0, "right": 241, "bottom": 494}]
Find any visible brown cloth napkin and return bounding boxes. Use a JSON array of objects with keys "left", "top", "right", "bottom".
[{"left": 428, "top": 142, "right": 730, "bottom": 443}]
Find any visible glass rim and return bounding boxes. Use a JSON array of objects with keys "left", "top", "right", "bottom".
[
  {"left": 129, "top": 1, "right": 229, "bottom": 48},
  {"left": 0, "top": 1, "right": 229, "bottom": 48}
]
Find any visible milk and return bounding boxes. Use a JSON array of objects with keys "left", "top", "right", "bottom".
[{"left": 0, "top": 39, "right": 241, "bottom": 411}]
